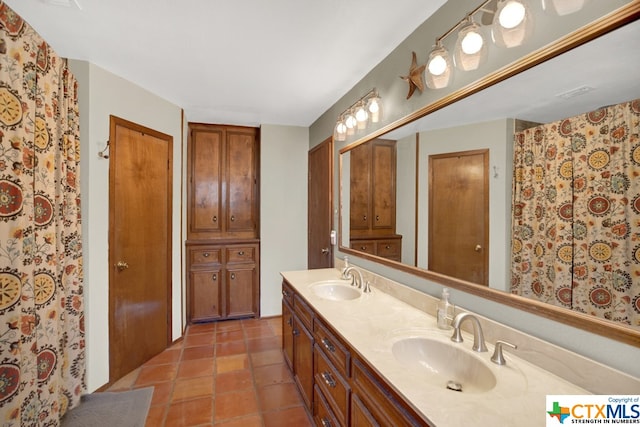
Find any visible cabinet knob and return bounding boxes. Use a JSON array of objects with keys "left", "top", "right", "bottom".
[
  {"left": 203, "top": 252, "right": 210, "bottom": 257},
  {"left": 321, "top": 371, "right": 336, "bottom": 388},
  {"left": 360, "top": 246, "right": 366, "bottom": 250},
  {"left": 475, "top": 244, "right": 482, "bottom": 252},
  {"left": 212, "top": 273, "right": 217, "bottom": 281},
  {"left": 115, "top": 261, "right": 129, "bottom": 271},
  {"left": 321, "top": 247, "right": 329, "bottom": 254},
  {"left": 282, "top": 290, "right": 290, "bottom": 298},
  {"left": 287, "top": 317, "right": 292, "bottom": 326},
  {"left": 231, "top": 273, "right": 236, "bottom": 280},
  {"left": 385, "top": 245, "right": 390, "bottom": 249},
  {"left": 230, "top": 215, "right": 235, "bottom": 222},
  {"left": 238, "top": 251, "right": 245, "bottom": 256},
  {"left": 293, "top": 329, "right": 299, "bottom": 336},
  {"left": 362, "top": 215, "right": 367, "bottom": 221},
  {"left": 212, "top": 215, "right": 217, "bottom": 222},
  {"left": 376, "top": 215, "right": 379, "bottom": 221}
]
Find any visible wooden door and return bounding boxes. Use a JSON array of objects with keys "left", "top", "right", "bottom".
[
  {"left": 349, "top": 142, "right": 371, "bottom": 232},
  {"left": 293, "top": 318, "right": 314, "bottom": 411},
  {"left": 308, "top": 137, "right": 334, "bottom": 269},
  {"left": 225, "top": 265, "right": 257, "bottom": 318},
  {"left": 226, "top": 127, "right": 259, "bottom": 237},
  {"left": 428, "top": 149, "right": 488, "bottom": 285},
  {"left": 109, "top": 116, "right": 172, "bottom": 382},
  {"left": 188, "top": 125, "right": 223, "bottom": 237},
  {"left": 371, "top": 140, "right": 396, "bottom": 231}
]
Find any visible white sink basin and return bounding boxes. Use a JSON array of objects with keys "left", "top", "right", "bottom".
[
  {"left": 392, "top": 337, "right": 497, "bottom": 394},
  {"left": 311, "top": 280, "right": 361, "bottom": 301}
]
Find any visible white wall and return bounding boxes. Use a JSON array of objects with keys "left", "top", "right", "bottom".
[
  {"left": 70, "top": 60, "right": 184, "bottom": 392},
  {"left": 260, "top": 125, "right": 309, "bottom": 316}
]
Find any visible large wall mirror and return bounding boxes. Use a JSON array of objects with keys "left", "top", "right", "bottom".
[{"left": 339, "top": 6, "right": 640, "bottom": 346}]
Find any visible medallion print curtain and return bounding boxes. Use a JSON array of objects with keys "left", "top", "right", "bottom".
[
  {"left": 511, "top": 99, "right": 640, "bottom": 328},
  {"left": 0, "top": 4, "right": 85, "bottom": 426}
]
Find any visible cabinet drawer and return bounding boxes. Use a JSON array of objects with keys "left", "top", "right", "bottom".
[
  {"left": 350, "top": 240, "right": 376, "bottom": 255},
  {"left": 282, "top": 280, "right": 294, "bottom": 307},
  {"left": 313, "top": 318, "right": 350, "bottom": 377},
  {"left": 315, "top": 344, "right": 350, "bottom": 426},
  {"left": 293, "top": 294, "right": 313, "bottom": 331},
  {"left": 226, "top": 246, "right": 256, "bottom": 263},
  {"left": 376, "top": 240, "right": 400, "bottom": 257},
  {"left": 314, "top": 384, "right": 341, "bottom": 427},
  {"left": 189, "top": 247, "right": 221, "bottom": 267}
]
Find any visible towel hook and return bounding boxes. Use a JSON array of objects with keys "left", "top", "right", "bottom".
[{"left": 98, "top": 140, "right": 110, "bottom": 159}]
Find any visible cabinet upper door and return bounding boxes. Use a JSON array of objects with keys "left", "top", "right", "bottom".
[
  {"left": 349, "top": 143, "right": 371, "bottom": 231},
  {"left": 226, "top": 128, "right": 258, "bottom": 236},
  {"left": 371, "top": 140, "right": 396, "bottom": 231},
  {"left": 189, "top": 127, "right": 223, "bottom": 237}
]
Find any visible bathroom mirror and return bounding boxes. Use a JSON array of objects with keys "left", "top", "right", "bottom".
[{"left": 339, "top": 8, "right": 640, "bottom": 346}]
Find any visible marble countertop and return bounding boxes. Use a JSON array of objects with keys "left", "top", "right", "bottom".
[{"left": 281, "top": 268, "right": 588, "bottom": 427}]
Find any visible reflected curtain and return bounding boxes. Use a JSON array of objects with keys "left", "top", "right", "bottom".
[
  {"left": 0, "top": 4, "right": 85, "bottom": 426},
  {"left": 511, "top": 99, "right": 640, "bottom": 328}
]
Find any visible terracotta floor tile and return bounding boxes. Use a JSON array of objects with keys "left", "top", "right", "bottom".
[
  {"left": 182, "top": 345, "right": 215, "bottom": 361},
  {"left": 216, "top": 329, "right": 244, "bottom": 343},
  {"left": 213, "top": 414, "right": 262, "bottom": 427},
  {"left": 145, "top": 404, "right": 167, "bottom": 427},
  {"left": 136, "top": 364, "right": 178, "bottom": 386},
  {"left": 165, "top": 397, "right": 213, "bottom": 426},
  {"left": 244, "top": 324, "right": 274, "bottom": 339},
  {"left": 177, "top": 359, "right": 215, "bottom": 379},
  {"left": 172, "top": 376, "right": 215, "bottom": 402},
  {"left": 257, "top": 382, "right": 304, "bottom": 412},
  {"left": 187, "top": 323, "right": 216, "bottom": 335},
  {"left": 250, "top": 349, "right": 285, "bottom": 367},
  {"left": 253, "top": 363, "right": 294, "bottom": 387},
  {"left": 262, "top": 406, "right": 313, "bottom": 427},
  {"left": 215, "top": 354, "right": 249, "bottom": 374},
  {"left": 247, "top": 336, "right": 281, "bottom": 353},
  {"left": 143, "top": 381, "right": 173, "bottom": 406},
  {"left": 216, "top": 320, "right": 243, "bottom": 332},
  {"left": 146, "top": 349, "right": 182, "bottom": 366},
  {"left": 215, "top": 370, "right": 253, "bottom": 394},
  {"left": 184, "top": 333, "right": 215, "bottom": 348},
  {"left": 108, "top": 367, "right": 140, "bottom": 390},
  {"left": 215, "top": 340, "right": 247, "bottom": 356},
  {"left": 214, "top": 389, "right": 259, "bottom": 421}
]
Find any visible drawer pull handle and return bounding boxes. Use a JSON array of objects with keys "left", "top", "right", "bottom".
[
  {"left": 321, "top": 371, "right": 336, "bottom": 388},
  {"left": 321, "top": 338, "right": 335, "bottom": 353},
  {"left": 212, "top": 215, "right": 217, "bottom": 222},
  {"left": 238, "top": 251, "right": 245, "bottom": 256},
  {"left": 231, "top": 273, "right": 236, "bottom": 280},
  {"left": 203, "top": 252, "right": 210, "bottom": 257},
  {"left": 321, "top": 418, "right": 332, "bottom": 427},
  {"left": 282, "top": 290, "right": 290, "bottom": 298},
  {"left": 212, "top": 273, "right": 217, "bottom": 281}
]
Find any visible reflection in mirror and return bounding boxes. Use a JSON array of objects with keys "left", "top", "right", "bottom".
[{"left": 339, "top": 19, "right": 640, "bottom": 333}]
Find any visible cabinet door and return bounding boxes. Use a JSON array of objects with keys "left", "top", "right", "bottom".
[
  {"left": 293, "top": 318, "right": 314, "bottom": 411},
  {"left": 226, "top": 265, "right": 257, "bottom": 318},
  {"left": 350, "top": 143, "right": 371, "bottom": 231},
  {"left": 189, "top": 127, "right": 223, "bottom": 237},
  {"left": 371, "top": 140, "right": 396, "bottom": 231},
  {"left": 226, "top": 128, "right": 258, "bottom": 237},
  {"left": 282, "top": 301, "right": 294, "bottom": 370},
  {"left": 190, "top": 269, "right": 222, "bottom": 322},
  {"left": 351, "top": 393, "right": 380, "bottom": 427}
]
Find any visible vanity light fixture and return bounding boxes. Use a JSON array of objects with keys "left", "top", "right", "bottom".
[
  {"left": 492, "top": 0, "right": 534, "bottom": 48},
  {"left": 333, "top": 89, "right": 383, "bottom": 142},
  {"left": 425, "top": 40, "right": 453, "bottom": 89},
  {"left": 454, "top": 16, "right": 488, "bottom": 71}
]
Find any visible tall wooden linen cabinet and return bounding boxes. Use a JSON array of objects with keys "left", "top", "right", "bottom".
[{"left": 186, "top": 123, "right": 260, "bottom": 323}]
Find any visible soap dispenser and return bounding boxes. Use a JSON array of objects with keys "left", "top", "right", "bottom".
[{"left": 437, "top": 288, "right": 454, "bottom": 330}]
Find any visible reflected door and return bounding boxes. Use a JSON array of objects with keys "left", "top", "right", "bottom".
[{"left": 428, "top": 149, "right": 488, "bottom": 285}]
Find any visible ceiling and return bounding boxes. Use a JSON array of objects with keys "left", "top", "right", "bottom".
[{"left": 4, "top": 0, "right": 447, "bottom": 127}]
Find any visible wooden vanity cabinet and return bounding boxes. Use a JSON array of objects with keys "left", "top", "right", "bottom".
[
  {"left": 186, "top": 123, "right": 260, "bottom": 323},
  {"left": 281, "top": 279, "right": 432, "bottom": 427}
]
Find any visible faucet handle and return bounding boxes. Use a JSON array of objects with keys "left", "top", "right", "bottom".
[
  {"left": 491, "top": 340, "right": 517, "bottom": 365},
  {"left": 363, "top": 280, "right": 371, "bottom": 293}
]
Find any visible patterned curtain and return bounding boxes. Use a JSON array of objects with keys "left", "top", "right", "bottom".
[
  {"left": 511, "top": 99, "right": 640, "bottom": 329},
  {"left": 0, "top": 4, "right": 85, "bottom": 426}
]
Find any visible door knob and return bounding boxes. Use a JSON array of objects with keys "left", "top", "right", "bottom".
[
  {"left": 321, "top": 247, "right": 329, "bottom": 254},
  {"left": 115, "top": 261, "right": 129, "bottom": 271},
  {"left": 475, "top": 245, "right": 482, "bottom": 252}
]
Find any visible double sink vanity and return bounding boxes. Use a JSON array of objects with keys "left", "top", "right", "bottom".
[{"left": 281, "top": 265, "right": 639, "bottom": 426}]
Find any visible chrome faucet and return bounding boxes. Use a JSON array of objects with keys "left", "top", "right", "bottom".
[
  {"left": 342, "top": 266, "right": 364, "bottom": 290},
  {"left": 450, "top": 312, "right": 488, "bottom": 352}
]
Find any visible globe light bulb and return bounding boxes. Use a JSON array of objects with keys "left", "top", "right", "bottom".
[
  {"left": 461, "top": 31, "right": 483, "bottom": 54},
  {"left": 499, "top": 1, "right": 526, "bottom": 29},
  {"left": 428, "top": 55, "right": 447, "bottom": 76}
]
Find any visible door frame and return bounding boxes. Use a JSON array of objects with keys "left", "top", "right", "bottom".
[{"left": 108, "top": 115, "right": 173, "bottom": 383}]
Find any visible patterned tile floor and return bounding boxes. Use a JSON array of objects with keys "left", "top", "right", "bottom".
[{"left": 107, "top": 317, "right": 313, "bottom": 427}]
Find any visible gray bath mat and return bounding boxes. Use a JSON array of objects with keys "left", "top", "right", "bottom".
[{"left": 61, "top": 387, "right": 154, "bottom": 427}]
